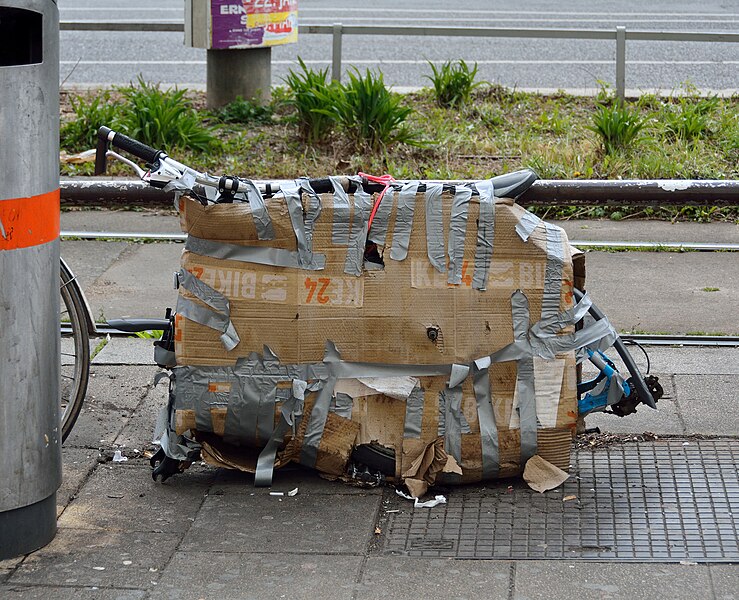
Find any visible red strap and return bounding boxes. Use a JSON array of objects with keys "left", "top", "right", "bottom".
[{"left": 359, "top": 172, "right": 395, "bottom": 232}]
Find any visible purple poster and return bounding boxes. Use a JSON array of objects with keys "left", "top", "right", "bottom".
[{"left": 211, "top": 0, "right": 298, "bottom": 49}]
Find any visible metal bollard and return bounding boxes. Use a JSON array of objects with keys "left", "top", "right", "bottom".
[{"left": 0, "top": 0, "right": 62, "bottom": 559}]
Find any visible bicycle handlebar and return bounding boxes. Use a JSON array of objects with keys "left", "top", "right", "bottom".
[{"left": 98, "top": 126, "right": 164, "bottom": 165}]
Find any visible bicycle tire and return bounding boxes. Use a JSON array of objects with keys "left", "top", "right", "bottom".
[{"left": 60, "top": 260, "right": 91, "bottom": 442}]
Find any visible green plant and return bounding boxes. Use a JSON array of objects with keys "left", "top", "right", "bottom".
[
  {"left": 662, "top": 97, "right": 717, "bottom": 141},
  {"left": 133, "top": 330, "right": 164, "bottom": 339},
  {"left": 426, "top": 59, "right": 484, "bottom": 108},
  {"left": 283, "top": 57, "right": 341, "bottom": 144},
  {"left": 60, "top": 91, "right": 123, "bottom": 151},
  {"left": 327, "top": 69, "right": 422, "bottom": 150},
  {"left": 589, "top": 102, "right": 645, "bottom": 154},
  {"left": 216, "top": 96, "right": 273, "bottom": 124},
  {"left": 117, "top": 77, "right": 216, "bottom": 152}
]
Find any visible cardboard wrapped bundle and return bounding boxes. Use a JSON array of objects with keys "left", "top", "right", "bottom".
[{"left": 167, "top": 180, "right": 587, "bottom": 492}]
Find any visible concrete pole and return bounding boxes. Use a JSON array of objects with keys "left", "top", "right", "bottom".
[{"left": 206, "top": 47, "right": 272, "bottom": 109}]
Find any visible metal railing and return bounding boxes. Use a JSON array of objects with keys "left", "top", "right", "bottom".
[{"left": 60, "top": 21, "right": 739, "bottom": 100}]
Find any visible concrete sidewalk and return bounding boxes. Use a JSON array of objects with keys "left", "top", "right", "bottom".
[{"left": 3, "top": 214, "right": 737, "bottom": 598}]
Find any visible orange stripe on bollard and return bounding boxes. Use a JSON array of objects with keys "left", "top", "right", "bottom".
[{"left": 0, "top": 189, "right": 60, "bottom": 251}]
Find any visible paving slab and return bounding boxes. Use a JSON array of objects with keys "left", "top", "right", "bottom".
[
  {"left": 675, "top": 375, "right": 739, "bottom": 436},
  {"left": 555, "top": 220, "right": 739, "bottom": 245},
  {"left": 60, "top": 240, "right": 130, "bottom": 293},
  {"left": 64, "top": 365, "right": 158, "bottom": 449},
  {"left": 582, "top": 252, "right": 739, "bottom": 336},
  {"left": 355, "top": 557, "right": 511, "bottom": 600},
  {"left": 0, "top": 557, "right": 23, "bottom": 584},
  {"left": 180, "top": 491, "right": 381, "bottom": 554},
  {"left": 83, "top": 243, "right": 182, "bottom": 320},
  {"left": 646, "top": 347, "right": 739, "bottom": 376},
  {"left": 58, "top": 463, "right": 212, "bottom": 534},
  {"left": 585, "top": 390, "right": 685, "bottom": 435},
  {"left": 212, "top": 464, "right": 384, "bottom": 496},
  {"left": 93, "top": 338, "right": 161, "bottom": 366},
  {"left": 150, "top": 551, "right": 364, "bottom": 600},
  {"left": 61, "top": 208, "right": 179, "bottom": 234},
  {"left": 513, "top": 562, "right": 714, "bottom": 600},
  {"left": 0, "top": 586, "right": 146, "bottom": 600},
  {"left": 9, "top": 528, "right": 180, "bottom": 589},
  {"left": 58, "top": 447, "right": 103, "bottom": 517},
  {"left": 113, "top": 375, "right": 169, "bottom": 451},
  {"left": 709, "top": 565, "right": 739, "bottom": 600}
]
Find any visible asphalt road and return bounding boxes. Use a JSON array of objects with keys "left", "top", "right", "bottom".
[{"left": 58, "top": 0, "right": 739, "bottom": 93}]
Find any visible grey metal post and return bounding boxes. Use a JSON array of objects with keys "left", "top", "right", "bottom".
[
  {"left": 332, "top": 22, "right": 343, "bottom": 82},
  {"left": 616, "top": 26, "right": 626, "bottom": 101},
  {"left": 206, "top": 47, "right": 272, "bottom": 109},
  {"left": 0, "top": 0, "right": 62, "bottom": 559}
]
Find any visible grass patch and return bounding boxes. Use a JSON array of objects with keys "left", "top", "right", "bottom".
[
  {"left": 701, "top": 287, "right": 720, "bottom": 292},
  {"left": 59, "top": 81, "right": 739, "bottom": 222}
]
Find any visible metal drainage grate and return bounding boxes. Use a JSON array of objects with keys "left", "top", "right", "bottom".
[{"left": 378, "top": 439, "right": 739, "bottom": 562}]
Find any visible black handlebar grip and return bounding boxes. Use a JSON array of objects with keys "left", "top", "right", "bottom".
[{"left": 97, "top": 126, "right": 163, "bottom": 164}]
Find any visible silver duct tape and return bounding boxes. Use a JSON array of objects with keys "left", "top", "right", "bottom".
[
  {"left": 329, "top": 176, "right": 351, "bottom": 246},
  {"left": 369, "top": 188, "right": 395, "bottom": 246},
  {"left": 299, "top": 343, "right": 341, "bottom": 467},
  {"left": 300, "top": 178, "right": 322, "bottom": 250},
  {"left": 176, "top": 295, "right": 240, "bottom": 351},
  {"left": 472, "top": 179, "right": 495, "bottom": 291},
  {"left": 441, "top": 364, "right": 470, "bottom": 467},
  {"left": 281, "top": 181, "right": 324, "bottom": 269},
  {"left": 389, "top": 181, "right": 420, "bottom": 261},
  {"left": 223, "top": 376, "right": 276, "bottom": 447},
  {"left": 424, "top": 183, "right": 445, "bottom": 273},
  {"left": 516, "top": 356, "right": 538, "bottom": 462},
  {"left": 473, "top": 358, "right": 499, "bottom": 479},
  {"left": 344, "top": 184, "right": 372, "bottom": 276},
  {"left": 178, "top": 266, "right": 231, "bottom": 317},
  {"left": 255, "top": 393, "right": 303, "bottom": 487},
  {"left": 447, "top": 186, "right": 472, "bottom": 285},
  {"left": 154, "top": 345, "right": 176, "bottom": 368},
  {"left": 185, "top": 235, "right": 326, "bottom": 270},
  {"left": 542, "top": 223, "right": 564, "bottom": 320},
  {"left": 331, "top": 392, "right": 354, "bottom": 419},
  {"left": 515, "top": 210, "right": 542, "bottom": 242},
  {"left": 244, "top": 179, "right": 276, "bottom": 241},
  {"left": 403, "top": 385, "right": 425, "bottom": 439}
]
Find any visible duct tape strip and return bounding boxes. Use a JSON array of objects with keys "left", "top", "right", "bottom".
[
  {"left": 299, "top": 342, "right": 341, "bottom": 468},
  {"left": 300, "top": 178, "right": 322, "bottom": 250},
  {"left": 185, "top": 235, "right": 326, "bottom": 271},
  {"left": 424, "top": 183, "right": 445, "bottom": 273},
  {"left": 403, "top": 384, "right": 425, "bottom": 439},
  {"left": 281, "top": 180, "right": 323, "bottom": 269},
  {"left": 344, "top": 183, "right": 372, "bottom": 276},
  {"left": 389, "top": 181, "right": 420, "bottom": 261},
  {"left": 331, "top": 393, "right": 354, "bottom": 419},
  {"left": 176, "top": 268, "right": 240, "bottom": 350},
  {"left": 447, "top": 185, "right": 472, "bottom": 285},
  {"left": 254, "top": 389, "right": 305, "bottom": 487},
  {"left": 329, "top": 176, "right": 351, "bottom": 246},
  {"left": 515, "top": 210, "right": 542, "bottom": 242},
  {"left": 370, "top": 187, "right": 395, "bottom": 247},
  {"left": 472, "top": 180, "right": 495, "bottom": 291},
  {"left": 443, "top": 364, "right": 470, "bottom": 467},
  {"left": 542, "top": 223, "right": 565, "bottom": 320},
  {"left": 510, "top": 292, "right": 537, "bottom": 462},
  {"left": 473, "top": 356, "right": 499, "bottom": 479},
  {"left": 244, "top": 179, "right": 275, "bottom": 241}
]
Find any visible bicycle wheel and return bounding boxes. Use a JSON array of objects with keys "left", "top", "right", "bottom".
[{"left": 60, "top": 260, "right": 91, "bottom": 442}]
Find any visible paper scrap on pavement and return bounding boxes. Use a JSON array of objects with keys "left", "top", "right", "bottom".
[
  {"left": 112, "top": 450, "right": 128, "bottom": 463},
  {"left": 395, "top": 489, "right": 448, "bottom": 508},
  {"left": 523, "top": 454, "right": 569, "bottom": 493}
]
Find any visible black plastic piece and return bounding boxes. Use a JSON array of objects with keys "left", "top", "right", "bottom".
[
  {"left": 97, "top": 126, "right": 163, "bottom": 164},
  {"left": 105, "top": 318, "right": 171, "bottom": 333},
  {"left": 350, "top": 443, "right": 396, "bottom": 476},
  {"left": 150, "top": 447, "right": 184, "bottom": 483}
]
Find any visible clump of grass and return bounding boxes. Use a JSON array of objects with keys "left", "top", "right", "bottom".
[
  {"left": 283, "top": 57, "right": 341, "bottom": 144},
  {"left": 216, "top": 96, "right": 273, "bottom": 124},
  {"left": 426, "top": 59, "right": 484, "bottom": 108},
  {"left": 329, "top": 68, "right": 422, "bottom": 150},
  {"left": 662, "top": 97, "right": 717, "bottom": 142},
  {"left": 117, "top": 77, "right": 216, "bottom": 152},
  {"left": 60, "top": 91, "right": 123, "bottom": 151},
  {"left": 589, "top": 102, "right": 645, "bottom": 154}
]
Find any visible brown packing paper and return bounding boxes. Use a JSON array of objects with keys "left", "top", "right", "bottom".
[{"left": 522, "top": 454, "right": 570, "bottom": 493}]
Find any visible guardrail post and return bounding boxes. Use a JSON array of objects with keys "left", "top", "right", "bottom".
[
  {"left": 332, "top": 22, "right": 343, "bottom": 82},
  {"left": 616, "top": 26, "right": 626, "bottom": 101}
]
